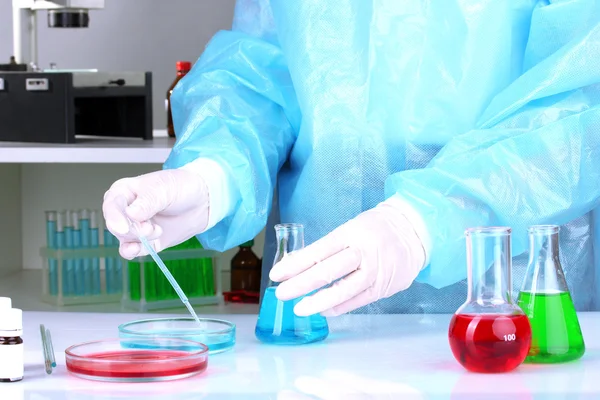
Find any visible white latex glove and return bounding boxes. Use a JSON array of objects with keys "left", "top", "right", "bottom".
[
  {"left": 102, "top": 158, "right": 231, "bottom": 259},
  {"left": 269, "top": 196, "right": 427, "bottom": 317}
]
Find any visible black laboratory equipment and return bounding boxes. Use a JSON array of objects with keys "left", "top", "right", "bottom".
[{"left": 0, "top": 0, "right": 153, "bottom": 143}]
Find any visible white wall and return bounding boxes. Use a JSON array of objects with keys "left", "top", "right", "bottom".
[
  {"left": 0, "top": 0, "right": 237, "bottom": 129},
  {"left": 0, "top": 165, "right": 22, "bottom": 278}
]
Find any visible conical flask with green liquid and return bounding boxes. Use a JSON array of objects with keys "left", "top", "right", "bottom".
[{"left": 517, "top": 225, "right": 585, "bottom": 363}]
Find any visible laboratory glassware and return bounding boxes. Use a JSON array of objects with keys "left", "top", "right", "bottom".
[
  {"left": 167, "top": 61, "right": 192, "bottom": 137},
  {"left": 448, "top": 227, "right": 532, "bottom": 373},
  {"left": 65, "top": 338, "right": 208, "bottom": 382},
  {"left": 64, "top": 211, "right": 76, "bottom": 296},
  {"left": 103, "top": 226, "right": 116, "bottom": 294},
  {"left": 90, "top": 210, "right": 101, "bottom": 295},
  {"left": 56, "top": 212, "right": 66, "bottom": 296},
  {"left": 230, "top": 240, "right": 261, "bottom": 295},
  {"left": 71, "top": 211, "right": 84, "bottom": 296},
  {"left": 45, "top": 211, "right": 58, "bottom": 296},
  {"left": 517, "top": 225, "right": 585, "bottom": 363},
  {"left": 255, "top": 223, "right": 329, "bottom": 345},
  {"left": 118, "top": 317, "right": 235, "bottom": 354},
  {"left": 79, "top": 209, "right": 92, "bottom": 296}
]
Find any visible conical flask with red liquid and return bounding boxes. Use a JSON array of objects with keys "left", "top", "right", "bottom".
[
  {"left": 448, "top": 227, "right": 532, "bottom": 373},
  {"left": 517, "top": 225, "right": 585, "bottom": 363}
]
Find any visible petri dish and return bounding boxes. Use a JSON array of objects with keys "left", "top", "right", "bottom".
[
  {"left": 65, "top": 338, "right": 209, "bottom": 382},
  {"left": 118, "top": 317, "right": 236, "bottom": 354}
]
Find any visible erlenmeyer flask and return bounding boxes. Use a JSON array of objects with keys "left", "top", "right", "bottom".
[
  {"left": 517, "top": 225, "right": 585, "bottom": 363},
  {"left": 255, "top": 223, "right": 329, "bottom": 345},
  {"left": 448, "top": 227, "right": 532, "bottom": 373}
]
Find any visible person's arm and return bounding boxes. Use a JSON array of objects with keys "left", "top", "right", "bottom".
[
  {"left": 386, "top": 10, "right": 600, "bottom": 289},
  {"left": 387, "top": 100, "right": 600, "bottom": 290},
  {"left": 164, "top": 27, "right": 301, "bottom": 252}
]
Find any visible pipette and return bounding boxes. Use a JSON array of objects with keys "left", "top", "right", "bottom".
[
  {"left": 137, "top": 235, "right": 203, "bottom": 327},
  {"left": 116, "top": 197, "right": 203, "bottom": 327}
]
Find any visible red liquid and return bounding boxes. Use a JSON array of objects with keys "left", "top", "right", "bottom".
[
  {"left": 224, "top": 290, "right": 260, "bottom": 304},
  {"left": 66, "top": 350, "right": 208, "bottom": 380},
  {"left": 448, "top": 314, "right": 531, "bottom": 373}
]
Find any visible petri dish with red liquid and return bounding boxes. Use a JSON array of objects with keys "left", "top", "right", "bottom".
[
  {"left": 65, "top": 338, "right": 209, "bottom": 382},
  {"left": 448, "top": 227, "right": 532, "bottom": 373}
]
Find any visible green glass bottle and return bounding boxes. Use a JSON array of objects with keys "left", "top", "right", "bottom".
[{"left": 517, "top": 225, "right": 585, "bottom": 363}]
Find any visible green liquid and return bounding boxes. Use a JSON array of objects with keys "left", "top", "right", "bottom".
[
  {"left": 127, "top": 237, "right": 215, "bottom": 302},
  {"left": 517, "top": 291, "right": 585, "bottom": 363}
]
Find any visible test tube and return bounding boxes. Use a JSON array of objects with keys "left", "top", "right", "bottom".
[
  {"left": 90, "top": 210, "right": 100, "bottom": 295},
  {"left": 79, "top": 209, "right": 92, "bottom": 296},
  {"left": 63, "top": 211, "right": 75, "bottom": 296},
  {"left": 72, "top": 211, "right": 84, "bottom": 296},
  {"left": 45, "top": 211, "right": 58, "bottom": 296},
  {"left": 114, "top": 234, "right": 123, "bottom": 294},
  {"left": 104, "top": 224, "right": 115, "bottom": 294},
  {"left": 56, "top": 212, "right": 65, "bottom": 297}
]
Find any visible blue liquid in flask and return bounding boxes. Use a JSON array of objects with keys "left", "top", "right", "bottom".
[
  {"left": 255, "top": 287, "right": 329, "bottom": 344},
  {"left": 255, "top": 223, "right": 329, "bottom": 345}
]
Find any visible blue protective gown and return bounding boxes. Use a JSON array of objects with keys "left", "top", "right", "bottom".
[{"left": 165, "top": 0, "right": 600, "bottom": 313}]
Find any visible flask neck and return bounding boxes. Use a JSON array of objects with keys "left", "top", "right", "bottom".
[
  {"left": 528, "top": 231, "right": 560, "bottom": 264},
  {"left": 465, "top": 228, "right": 513, "bottom": 306},
  {"left": 521, "top": 227, "right": 567, "bottom": 294},
  {"left": 274, "top": 226, "right": 304, "bottom": 261},
  {"left": 269, "top": 224, "right": 305, "bottom": 287}
]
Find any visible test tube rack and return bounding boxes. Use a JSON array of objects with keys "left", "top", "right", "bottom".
[
  {"left": 40, "top": 245, "right": 124, "bottom": 306},
  {"left": 121, "top": 238, "right": 224, "bottom": 312},
  {"left": 41, "top": 209, "right": 126, "bottom": 306}
]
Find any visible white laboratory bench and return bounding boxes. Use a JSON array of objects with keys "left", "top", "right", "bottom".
[{"left": 4, "top": 311, "right": 600, "bottom": 399}]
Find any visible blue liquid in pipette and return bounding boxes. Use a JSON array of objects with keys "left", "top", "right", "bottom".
[
  {"left": 255, "top": 287, "right": 329, "bottom": 345},
  {"left": 137, "top": 235, "right": 202, "bottom": 326}
]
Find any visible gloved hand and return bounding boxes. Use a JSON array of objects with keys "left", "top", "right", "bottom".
[
  {"left": 269, "top": 196, "right": 427, "bottom": 317},
  {"left": 102, "top": 161, "right": 213, "bottom": 259}
]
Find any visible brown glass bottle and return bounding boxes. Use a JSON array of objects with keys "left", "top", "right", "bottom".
[
  {"left": 167, "top": 61, "right": 192, "bottom": 138},
  {"left": 230, "top": 240, "right": 262, "bottom": 292}
]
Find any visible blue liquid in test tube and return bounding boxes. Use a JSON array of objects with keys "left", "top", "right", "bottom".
[
  {"left": 72, "top": 211, "right": 84, "bottom": 296},
  {"left": 104, "top": 228, "right": 116, "bottom": 294},
  {"left": 112, "top": 232, "right": 122, "bottom": 293},
  {"left": 45, "top": 211, "right": 58, "bottom": 296},
  {"left": 64, "top": 211, "right": 75, "bottom": 296},
  {"left": 79, "top": 209, "right": 92, "bottom": 295},
  {"left": 56, "top": 212, "right": 65, "bottom": 297},
  {"left": 90, "top": 210, "right": 101, "bottom": 295}
]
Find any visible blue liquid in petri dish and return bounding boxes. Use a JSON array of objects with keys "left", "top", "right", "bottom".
[
  {"left": 120, "top": 337, "right": 232, "bottom": 353},
  {"left": 255, "top": 287, "right": 329, "bottom": 345},
  {"left": 118, "top": 318, "right": 236, "bottom": 355}
]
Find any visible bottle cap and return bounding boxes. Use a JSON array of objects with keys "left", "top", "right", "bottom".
[
  {"left": 0, "top": 308, "right": 23, "bottom": 335},
  {"left": 176, "top": 61, "right": 192, "bottom": 72},
  {"left": 0, "top": 297, "right": 11, "bottom": 309},
  {"left": 240, "top": 240, "right": 254, "bottom": 248}
]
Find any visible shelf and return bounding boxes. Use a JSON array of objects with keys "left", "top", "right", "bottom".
[
  {"left": 0, "top": 270, "right": 259, "bottom": 315},
  {"left": 0, "top": 130, "right": 175, "bottom": 164}
]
